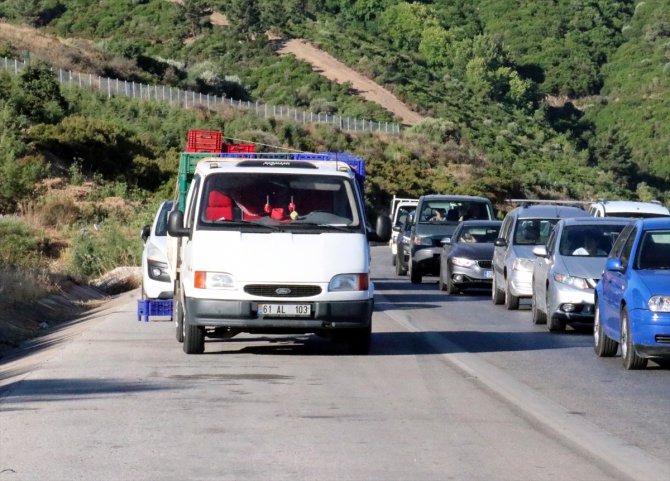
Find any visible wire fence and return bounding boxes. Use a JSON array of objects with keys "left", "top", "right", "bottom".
[{"left": 0, "top": 56, "right": 402, "bottom": 135}]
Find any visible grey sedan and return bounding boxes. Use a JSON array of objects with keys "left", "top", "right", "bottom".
[
  {"left": 531, "top": 217, "right": 631, "bottom": 331},
  {"left": 439, "top": 220, "right": 502, "bottom": 294}
]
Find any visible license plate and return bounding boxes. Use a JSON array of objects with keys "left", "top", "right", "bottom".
[
  {"left": 257, "top": 304, "right": 311, "bottom": 317},
  {"left": 483, "top": 270, "right": 493, "bottom": 279}
]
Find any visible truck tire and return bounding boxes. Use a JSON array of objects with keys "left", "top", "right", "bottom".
[
  {"left": 175, "top": 298, "right": 184, "bottom": 343},
  {"left": 183, "top": 320, "right": 205, "bottom": 354}
]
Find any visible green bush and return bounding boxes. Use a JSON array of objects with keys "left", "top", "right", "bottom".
[
  {"left": 64, "top": 220, "right": 142, "bottom": 278},
  {"left": 0, "top": 217, "right": 48, "bottom": 269}
]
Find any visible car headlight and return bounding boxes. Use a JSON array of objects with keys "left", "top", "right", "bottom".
[
  {"left": 194, "top": 271, "right": 235, "bottom": 289},
  {"left": 451, "top": 257, "right": 475, "bottom": 268},
  {"left": 512, "top": 258, "right": 534, "bottom": 272},
  {"left": 146, "top": 242, "right": 167, "bottom": 262},
  {"left": 554, "top": 273, "right": 589, "bottom": 290},
  {"left": 329, "top": 273, "right": 369, "bottom": 291},
  {"left": 414, "top": 236, "right": 432, "bottom": 246},
  {"left": 648, "top": 296, "right": 670, "bottom": 312}
]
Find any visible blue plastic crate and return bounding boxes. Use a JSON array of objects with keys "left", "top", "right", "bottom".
[{"left": 137, "top": 299, "right": 173, "bottom": 322}]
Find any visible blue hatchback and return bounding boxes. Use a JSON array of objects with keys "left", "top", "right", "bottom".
[{"left": 594, "top": 218, "right": 670, "bottom": 369}]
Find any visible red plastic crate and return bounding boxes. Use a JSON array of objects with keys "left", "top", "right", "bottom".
[
  {"left": 186, "top": 129, "right": 223, "bottom": 153},
  {"left": 224, "top": 143, "right": 256, "bottom": 153}
]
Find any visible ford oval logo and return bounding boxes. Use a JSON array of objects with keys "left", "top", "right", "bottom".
[{"left": 276, "top": 287, "right": 291, "bottom": 295}]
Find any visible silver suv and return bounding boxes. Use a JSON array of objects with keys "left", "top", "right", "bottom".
[{"left": 492, "top": 202, "right": 590, "bottom": 309}]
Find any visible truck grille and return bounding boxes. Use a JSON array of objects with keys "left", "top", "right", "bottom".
[
  {"left": 655, "top": 335, "right": 670, "bottom": 344},
  {"left": 244, "top": 285, "right": 322, "bottom": 298},
  {"left": 477, "top": 260, "right": 492, "bottom": 269}
]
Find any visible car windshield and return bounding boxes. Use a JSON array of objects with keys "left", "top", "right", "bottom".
[
  {"left": 513, "top": 218, "right": 558, "bottom": 245},
  {"left": 198, "top": 173, "right": 360, "bottom": 229},
  {"left": 559, "top": 224, "right": 626, "bottom": 257},
  {"left": 394, "top": 206, "right": 415, "bottom": 228},
  {"left": 636, "top": 230, "right": 670, "bottom": 269},
  {"left": 155, "top": 202, "right": 173, "bottom": 236},
  {"left": 457, "top": 225, "right": 501, "bottom": 244},
  {"left": 419, "top": 201, "right": 491, "bottom": 223}
]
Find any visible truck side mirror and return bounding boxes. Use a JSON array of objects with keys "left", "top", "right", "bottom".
[
  {"left": 140, "top": 224, "right": 150, "bottom": 242},
  {"left": 370, "top": 215, "right": 392, "bottom": 243},
  {"left": 494, "top": 238, "right": 507, "bottom": 247},
  {"left": 168, "top": 210, "right": 189, "bottom": 237}
]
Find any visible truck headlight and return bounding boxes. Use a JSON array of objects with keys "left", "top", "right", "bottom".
[
  {"left": 329, "top": 273, "right": 369, "bottom": 291},
  {"left": 554, "top": 273, "right": 589, "bottom": 290},
  {"left": 146, "top": 243, "right": 167, "bottom": 262},
  {"left": 512, "top": 258, "right": 534, "bottom": 272},
  {"left": 451, "top": 257, "right": 475, "bottom": 268},
  {"left": 648, "top": 296, "right": 670, "bottom": 312},
  {"left": 194, "top": 271, "right": 235, "bottom": 289}
]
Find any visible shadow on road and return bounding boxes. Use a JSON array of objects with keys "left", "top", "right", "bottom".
[{"left": 0, "top": 377, "right": 174, "bottom": 405}]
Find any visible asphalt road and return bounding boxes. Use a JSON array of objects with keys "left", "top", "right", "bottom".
[{"left": 1, "top": 246, "right": 668, "bottom": 481}]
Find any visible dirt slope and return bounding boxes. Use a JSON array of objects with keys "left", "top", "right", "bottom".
[{"left": 277, "top": 39, "right": 424, "bottom": 126}]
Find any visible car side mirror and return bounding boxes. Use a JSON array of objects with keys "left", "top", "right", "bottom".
[
  {"left": 168, "top": 210, "right": 189, "bottom": 237},
  {"left": 494, "top": 238, "right": 507, "bottom": 247},
  {"left": 532, "top": 246, "right": 547, "bottom": 257},
  {"left": 140, "top": 224, "right": 150, "bottom": 242},
  {"left": 441, "top": 236, "right": 452, "bottom": 245},
  {"left": 606, "top": 258, "right": 624, "bottom": 272}
]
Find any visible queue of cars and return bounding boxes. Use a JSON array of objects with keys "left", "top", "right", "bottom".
[{"left": 391, "top": 196, "right": 670, "bottom": 369}]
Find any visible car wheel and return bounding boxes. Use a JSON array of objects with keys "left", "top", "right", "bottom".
[
  {"left": 593, "top": 302, "right": 617, "bottom": 357},
  {"left": 621, "top": 308, "right": 647, "bottom": 370},
  {"left": 504, "top": 278, "right": 520, "bottom": 310},
  {"left": 445, "top": 269, "right": 459, "bottom": 295},
  {"left": 531, "top": 290, "right": 546, "bottom": 325},
  {"left": 347, "top": 325, "right": 371, "bottom": 355},
  {"left": 438, "top": 268, "right": 447, "bottom": 291},
  {"left": 395, "top": 256, "right": 407, "bottom": 276},
  {"left": 492, "top": 274, "right": 504, "bottom": 305},
  {"left": 410, "top": 261, "right": 422, "bottom": 284}
]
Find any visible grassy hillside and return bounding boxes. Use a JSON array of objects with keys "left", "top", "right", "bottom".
[{"left": 0, "top": 0, "right": 668, "bottom": 300}]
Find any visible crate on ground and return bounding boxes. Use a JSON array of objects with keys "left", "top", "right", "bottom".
[
  {"left": 137, "top": 299, "right": 173, "bottom": 322},
  {"left": 186, "top": 129, "right": 223, "bottom": 153},
  {"left": 225, "top": 143, "right": 256, "bottom": 153}
]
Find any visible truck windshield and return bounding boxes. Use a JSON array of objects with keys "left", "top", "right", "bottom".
[{"left": 198, "top": 173, "right": 361, "bottom": 229}]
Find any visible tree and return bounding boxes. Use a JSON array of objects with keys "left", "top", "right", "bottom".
[
  {"left": 16, "top": 62, "right": 68, "bottom": 124},
  {"left": 226, "top": 0, "right": 263, "bottom": 40},
  {"left": 181, "top": 0, "right": 210, "bottom": 36}
]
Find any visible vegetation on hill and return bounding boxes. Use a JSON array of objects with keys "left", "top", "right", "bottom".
[{"left": 0, "top": 0, "right": 668, "bottom": 299}]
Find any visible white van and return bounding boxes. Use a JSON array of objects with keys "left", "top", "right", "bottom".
[
  {"left": 589, "top": 200, "right": 669, "bottom": 218},
  {"left": 168, "top": 154, "right": 390, "bottom": 354}
]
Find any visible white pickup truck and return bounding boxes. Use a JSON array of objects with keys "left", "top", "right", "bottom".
[
  {"left": 167, "top": 152, "right": 391, "bottom": 355},
  {"left": 388, "top": 196, "right": 419, "bottom": 265}
]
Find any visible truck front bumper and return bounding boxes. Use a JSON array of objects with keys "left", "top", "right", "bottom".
[{"left": 184, "top": 298, "right": 373, "bottom": 331}]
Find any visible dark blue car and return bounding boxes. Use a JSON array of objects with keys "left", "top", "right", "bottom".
[{"left": 594, "top": 218, "right": 670, "bottom": 369}]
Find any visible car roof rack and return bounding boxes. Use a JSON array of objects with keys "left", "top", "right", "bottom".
[{"left": 506, "top": 199, "right": 590, "bottom": 208}]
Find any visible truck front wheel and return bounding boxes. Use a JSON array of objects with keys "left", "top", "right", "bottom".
[{"left": 183, "top": 319, "right": 205, "bottom": 354}]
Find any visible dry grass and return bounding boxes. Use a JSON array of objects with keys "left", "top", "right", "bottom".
[{"left": 0, "top": 266, "right": 57, "bottom": 304}]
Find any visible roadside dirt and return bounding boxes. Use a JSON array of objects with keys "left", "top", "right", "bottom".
[
  {"left": 0, "top": 268, "right": 140, "bottom": 359},
  {"left": 276, "top": 39, "right": 424, "bottom": 126}
]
